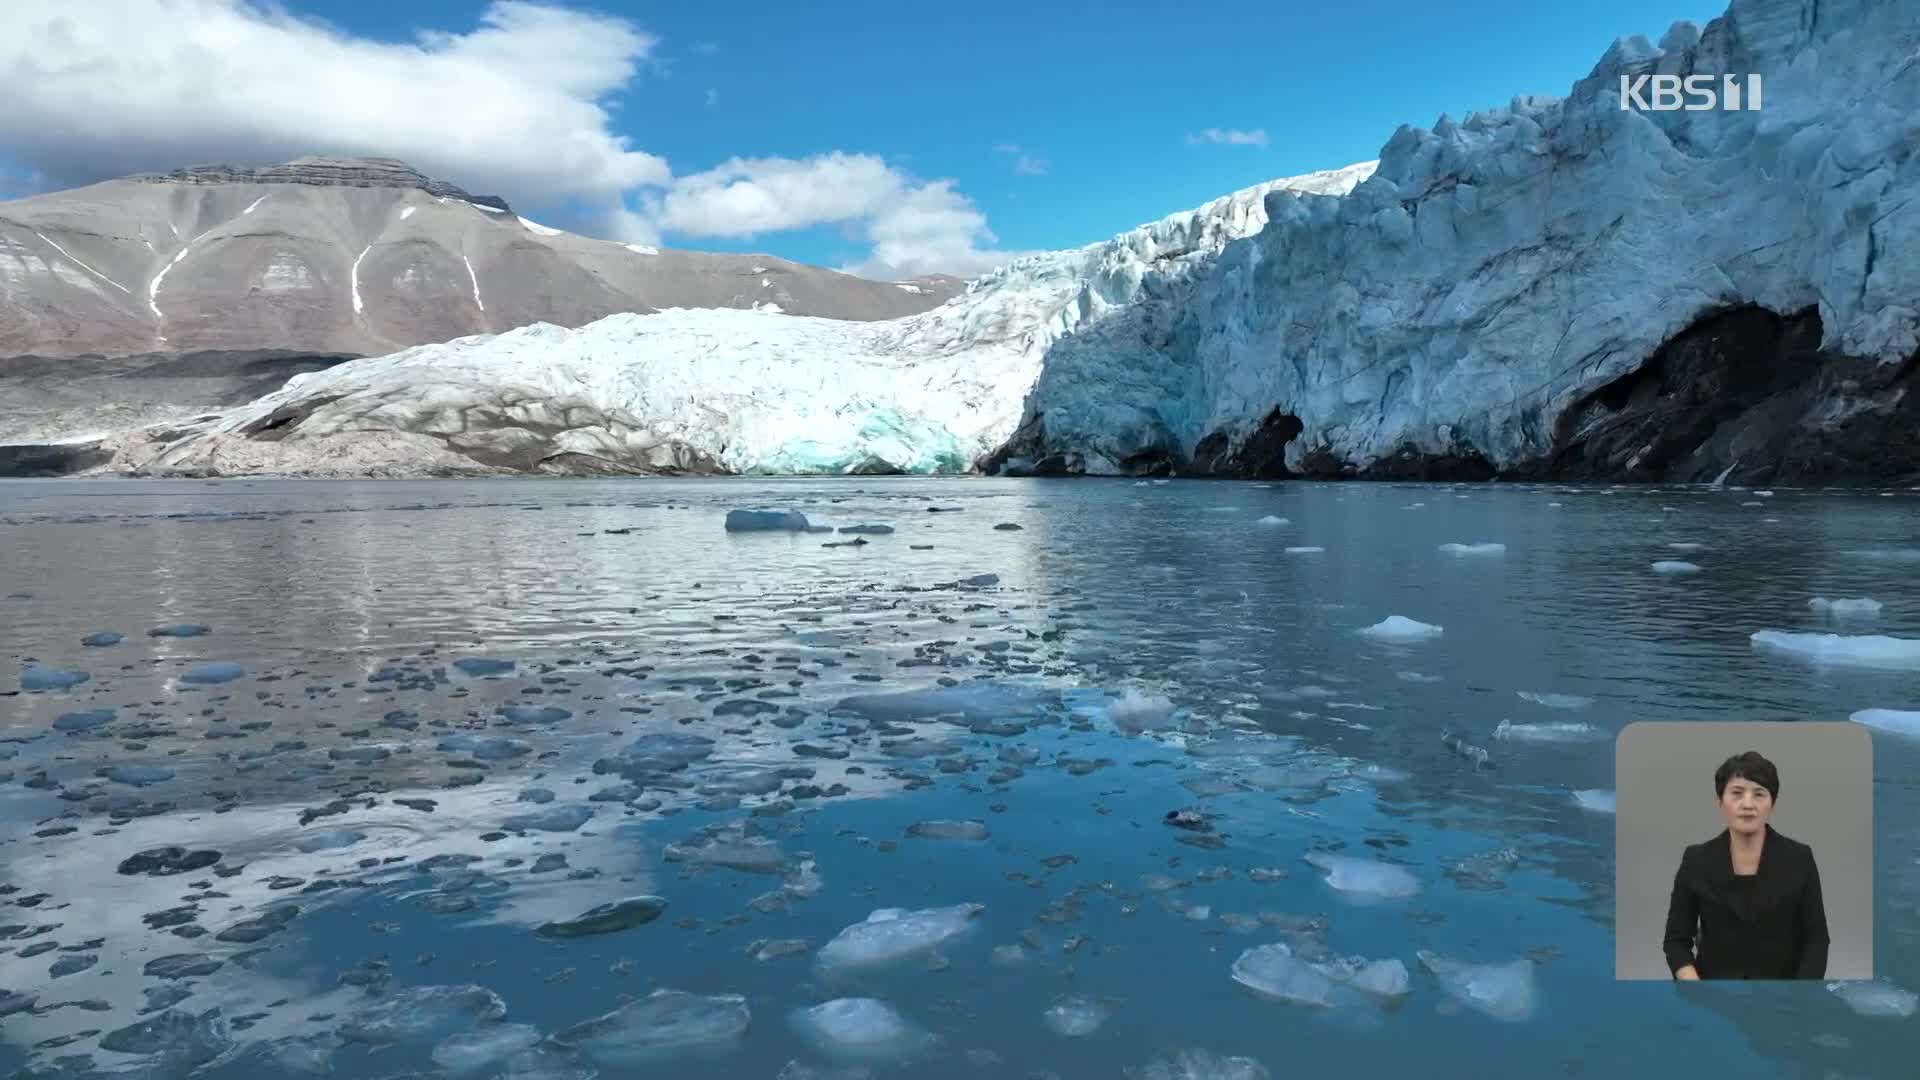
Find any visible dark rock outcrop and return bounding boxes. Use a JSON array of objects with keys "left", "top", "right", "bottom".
[{"left": 134, "top": 156, "right": 511, "bottom": 212}]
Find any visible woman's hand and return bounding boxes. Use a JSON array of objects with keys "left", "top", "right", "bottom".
[{"left": 1674, "top": 965, "right": 1701, "bottom": 981}]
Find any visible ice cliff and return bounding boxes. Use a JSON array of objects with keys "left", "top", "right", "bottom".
[
  {"left": 90, "top": 164, "right": 1376, "bottom": 477},
  {"left": 994, "top": 0, "right": 1920, "bottom": 481}
]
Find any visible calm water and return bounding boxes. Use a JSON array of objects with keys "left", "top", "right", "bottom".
[{"left": 1, "top": 477, "right": 1917, "bottom": 1080}]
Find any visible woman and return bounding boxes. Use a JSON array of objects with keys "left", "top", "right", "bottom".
[{"left": 1662, "top": 751, "right": 1829, "bottom": 980}]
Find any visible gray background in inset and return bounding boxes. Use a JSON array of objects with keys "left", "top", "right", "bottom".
[{"left": 1615, "top": 721, "right": 1873, "bottom": 980}]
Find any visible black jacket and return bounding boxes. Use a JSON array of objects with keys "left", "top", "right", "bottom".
[{"left": 1662, "top": 825, "right": 1829, "bottom": 980}]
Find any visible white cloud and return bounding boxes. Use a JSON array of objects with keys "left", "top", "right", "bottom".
[
  {"left": 993, "top": 142, "right": 1050, "bottom": 176},
  {"left": 1186, "top": 127, "right": 1271, "bottom": 148},
  {"left": 706, "top": 87, "right": 719, "bottom": 107},
  {"left": 653, "top": 152, "right": 1028, "bottom": 279},
  {"left": 2, "top": 0, "right": 669, "bottom": 205},
  {"left": 0, "top": 1, "right": 1019, "bottom": 278}
]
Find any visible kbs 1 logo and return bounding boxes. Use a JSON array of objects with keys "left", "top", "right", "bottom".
[{"left": 1619, "top": 73, "right": 1763, "bottom": 112}]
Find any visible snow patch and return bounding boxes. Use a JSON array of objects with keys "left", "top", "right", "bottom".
[
  {"left": 242, "top": 195, "right": 268, "bottom": 215},
  {"left": 400, "top": 206, "right": 417, "bottom": 220},
  {"left": 350, "top": 245, "right": 370, "bottom": 315},
  {"left": 462, "top": 254, "right": 484, "bottom": 312},
  {"left": 519, "top": 217, "right": 563, "bottom": 237},
  {"left": 625, "top": 244, "right": 659, "bottom": 255},
  {"left": 34, "top": 232, "right": 130, "bottom": 294}
]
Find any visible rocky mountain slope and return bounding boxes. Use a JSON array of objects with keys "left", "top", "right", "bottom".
[
  {"left": 0, "top": 155, "right": 957, "bottom": 362},
  {"left": 67, "top": 163, "right": 1377, "bottom": 477}
]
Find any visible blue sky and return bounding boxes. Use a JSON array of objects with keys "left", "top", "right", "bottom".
[{"left": 4, "top": 0, "right": 1718, "bottom": 276}]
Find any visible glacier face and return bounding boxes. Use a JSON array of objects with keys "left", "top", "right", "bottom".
[
  {"left": 93, "top": 163, "right": 1377, "bottom": 477},
  {"left": 999, "top": 0, "right": 1920, "bottom": 480}
]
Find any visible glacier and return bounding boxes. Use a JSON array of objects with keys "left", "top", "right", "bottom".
[
  {"left": 85, "top": 164, "right": 1374, "bottom": 477},
  {"left": 994, "top": 0, "right": 1920, "bottom": 481},
  {"left": 78, "top": 0, "right": 1920, "bottom": 481}
]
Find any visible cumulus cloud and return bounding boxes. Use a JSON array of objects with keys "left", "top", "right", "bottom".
[
  {"left": 993, "top": 142, "right": 1050, "bottom": 176},
  {"left": 1, "top": 0, "right": 1016, "bottom": 278},
  {"left": 1186, "top": 127, "right": 1271, "bottom": 148},
  {"left": 655, "top": 152, "right": 1029, "bottom": 279},
  {"left": 3, "top": 0, "right": 667, "bottom": 206}
]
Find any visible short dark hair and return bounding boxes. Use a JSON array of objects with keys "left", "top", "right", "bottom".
[{"left": 1715, "top": 751, "right": 1779, "bottom": 801}]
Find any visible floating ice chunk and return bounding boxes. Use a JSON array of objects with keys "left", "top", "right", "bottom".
[
  {"left": 1651, "top": 560, "right": 1701, "bottom": 575},
  {"left": 906, "top": 820, "right": 989, "bottom": 841},
  {"left": 1515, "top": 691, "right": 1594, "bottom": 710},
  {"left": 102, "top": 763, "right": 175, "bottom": 786},
  {"left": 148, "top": 623, "right": 211, "bottom": 638},
  {"left": 1316, "top": 955, "right": 1410, "bottom": 997},
  {"left": 665, "top": 822, "right": 789, "bottom": 873},
  {"left": 266, "top": 1033, "right": 343, "bottom": 1075},
  {"left": 1493, "top": 719, "right": 1605, "bottom": 743},
  {"left": 500, "top": 704, "right": 571, "bottom": 724},
  {"left": 836, "top": 683, "right": 1050, "bottom": 723},
  {"left": 296, "top": 829, "right": 366, "bottom": 853},
  {"left": 503, "top": 804, "right": 593, "bottom": 832},
  {"left": 82, "top": 631, "right": 124, "bottom": 647},
  {"left": 726, "top": 509, "right": 812, "bottom": 532},
  {"left": 838, "top": 524, "right": 895, "bottom": 535},
  {"left": 100, "top": 1008, "right": 232, "bottom": 1063},
  {"left": 518, "top": 787, "right": 556, "bottom": 803},
  {"left": 1041, "top": 995, "right": 1110, "bottom": 1036},
  {"left": 1302, "top": 853, "right": 1420, "bottom": 898},
  {"left": 1231, "top": 943, "right": 1338, "bottom": 1006},
  {"left": 1284, "top": 546, "right": 1324, "bottom": 554},
  {"left": 1572, "top": 789, "right": 1617, "bottom": 813},
  {"left": 816, "top": 903, "right": 984, "bottom": 973},
  {"left": 557, "top": 989, "right": 751, "bottom": 1063},
  {"left": 1416, "top": 950, "right": 1537, "bottom": 1022},
  {"left": 1751, "top": 631, "right": 1920, "bottom": 670},
  {"left": 791, "top": 998, "right": 934, "bottom": 1063},
  {"left": 1844, "top": 548, "right": 1920, "bottom": 564},
  {"left": 454, "top": 658, "right": 516, "bottom": 676},
  {"left": 54, "top": 708, "right": 115, "bottom": 732},
  {"left": 181, "top": 661, "right": 245, "bottom": 685},
  {"left": 1810, "top": 597, "right": 1883, "bottom": 617},
  {"left": 440, "top": 735, "right": 533, "bottom": 760},
  {"left": 1127, "top": 1049, "right": 1270, "bottom": 1080},
  {"left": 1849, "top": 709, "right": 1920, "bottom": 738},
  {"left": 433, "top": 1023, "right": 544, "bottom": 1074},
  {"left": 1107, "top": 687, "right": 1176, "bottom": 733},
  {"left": 1256, "top": 516, "right": 1289, "bottom": 527},
  {"left": 1439, "top": 542, "right": 1505, "bottom": 556},
  {"left": 21, "top": 666, "right": 89, "bottom": 691},
  {"left": 1358, "top": 616, "right": 1443, "bottom": 642},
  {"left": 340, "top": 984, "right": 508, "bottom": 1044},
  {"left": 1827, "top": 979, "right": 1918, "bottom": 1018},
  {"left": 1667, "top": 542, "right": 1705, "bottom": 552},
  {"left": 537, "top": 896, "right": 669, "bottom": 938}
]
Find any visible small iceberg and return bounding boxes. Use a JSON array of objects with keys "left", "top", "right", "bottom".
[
  {"left": 791, "top": 998, "right": 934, "bottom": 1063},
  {"left": 1751, "top": 631, "right": 1920, "bottom": 670},
  {"left": 1827, "top": 979, "right": 1918, "bottom": 1018},
  {"left": 1651, "top": 560, "right": 1702, "bottom": 575},
  {"left": 815, "top": 903, "right": 983, "bottom": 973},
  {"left": 1493, "top": 719, "right": 1605, "bottom": 743},
  {"left": 726, "top": 509, "right": 811, "bottom": 532},
  {"left": 1809, "top": 597, "right": 1882, "bottom": 618},
  {"left": 1516, "top": 691, "right": 1594, "bottom": 710},
  {"left": 1359, "top": 616, "right": 1443, "bottom": 642},
  {"left": 1416, "top": 950, "right": 1537, "bottom": 1022},
  {"left": 1849, "top": 709, "right": 1920, "bottom": 738},
  {"left": 1256, "top": 516, "right": 1289, "bottom": 527},
  {"left": 1439, "top": 542, "right": 1505, "bottom": 556},
  {"left": 1572, "top": 789, "right": 1617, "bottom": 814},
  {"left": 180, "top": 662, "right": 245, "bottom": 685},
  {"left": 1302, "top": 852, "right": 1420, "bottom": 898},
  {"left": 21, "top": 666, "right": 89, "bottom": 691}
]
